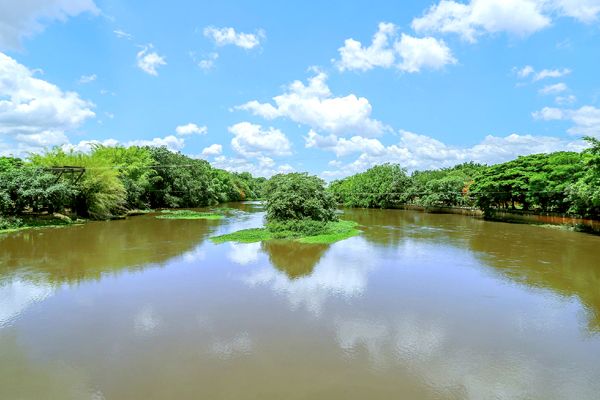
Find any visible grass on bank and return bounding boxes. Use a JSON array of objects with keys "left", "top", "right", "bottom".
[
  {"left": 210, "top": 220, "right": 361, "bottom": 245},
  {"left": 0, "top": 215, "right": 82, "bottom": 235},
  {"left": 156, "top": 210, "right": 225, "bottom": 220}
]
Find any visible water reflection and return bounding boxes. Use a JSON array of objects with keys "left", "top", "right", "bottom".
[
  {"left": 227, "top": 242, "right": 261, "bottom": 265},
  {"left": 261, "top": 240, "right": 330, "bottom": 278},
  {"left": 1, "top": 205, "right": 600, "bottom": 399},
  {"left": 343, "top": 208, "right": 600, "bottom": 331},
  {"left": 0, "top": 280, "right": 53, "bottom": 328},
  {"left": 244, "top": 238, "right": 374, "bottom": 315},
  {"left": 0, "top": 215, "right": 221, "bottom": 285}
]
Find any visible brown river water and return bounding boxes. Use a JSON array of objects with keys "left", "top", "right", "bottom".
[{"left": 1, "top": 202, "right": 599, "bottom": 399}]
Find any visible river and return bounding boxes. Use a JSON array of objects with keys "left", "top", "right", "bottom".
[{"left": 1, "top": 202, "right": 599, "bottom": 399}]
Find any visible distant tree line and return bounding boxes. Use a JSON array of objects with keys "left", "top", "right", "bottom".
[
  {"left": 328, "top": 137, "right": 600, "bottom": 219},
  {"left": 2, "top": 136, "right": 599, "bottom": 226},
  {"left": 0, "top": 145, "right": 265, "bottom": 220}
]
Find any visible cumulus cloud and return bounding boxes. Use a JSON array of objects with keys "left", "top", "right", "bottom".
[
  {"left": 61, "top": 135, "right": 186, "bottom": 153},
  {"left": 203, "top": 26, "right": 265, "bottom": 49},
  {"left": 136, "top": 45, "right": 166, "bottom": 76},
  {"left": 201, "top": 144, "right": 223, "bottom": 157},
  {"left": 533, "top": 105, "right": 600, "bottom": 137},
  {"left": 212, "top": 155, "right": 294, "bottom": 177},
  {"left": 0, "top": 51, "right": 95, "bottom": 155},
  {"left": 236, "top": 71, "right": 387, "bottom": 136},
  {"left": 321, "top": 131, "right": 586, "bottom": 178},
  {"left": 0, "top": 0, "right": 99, "bottom": 50},
  {"left": 229, "top": 122, "right": 292, "bottom": 157},
  {"left": 412, "top": 0, "right": 600, "bottom": 42},
  {"left": 336, "top": 22, "right": 397, "bottom": 71},
  {"left": 175, "top": 123, "right": 207, "bottom": 136},
  {"left": 335, "top": 23, "right": 456, "bottom": 73},
  {"left": 305, "top": 130, "right": 386, "bottom": 157},
  {"left": 395, "top": 34, "right": 456, "bottom": 73},
  {"left": 61, "top": 138, "right": 120, "bottom": 153}
]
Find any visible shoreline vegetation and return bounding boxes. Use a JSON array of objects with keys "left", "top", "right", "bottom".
[
  {"left": 1, "top": 137, "right": 599, "bottom": 235},
  {"left": 156, "top": 210, "right": 225, "bottom": 220}
]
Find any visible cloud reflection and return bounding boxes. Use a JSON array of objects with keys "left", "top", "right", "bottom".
[
  {"left": 244, "top": 239, "right": 374, "bottom": 315},
  {"left": 0, "top": 280, "right": 54, "bottom": 328}
]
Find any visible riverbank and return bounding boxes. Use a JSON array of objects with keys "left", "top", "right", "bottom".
[
  {"left": 0, "top": 213, "right": 84, "bottom": 234},
  {"left": 393, "top": 204, "right": 600, "bottom": 234}
]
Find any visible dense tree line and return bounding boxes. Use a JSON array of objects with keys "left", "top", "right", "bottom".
[
  {"left": 328, "top": 137, "right": 600, "bottom": 219},
  {"left": 2, "top": 137, "right": 599, "bottom": 226},
  {"left": 0, "top": 145, "right": 265, "bottom": 221}
]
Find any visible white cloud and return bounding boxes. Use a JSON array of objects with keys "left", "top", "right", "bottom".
[
  {"left": 336, "top": 22, "right": 397, "bottom": 72},
  {"left": 516, "top": 65, "right": 535, "bottom": 78},
  {"left": 61, "top": 135, "right": 186, "bottom": 153},
  {"left": 236, "top": 71, "right": 387, "bottom": 136},
  {"left": 533, "top": 105, "right": 600, "bottom": 137},
  {"left": 212, "top": 155, "right": 294, "bottom": 177},
  {"left": 136, "top": 45, "right": 166, "bottom": 76},
  {"left": 0, "top": 0, "right": 99, "bottom": 50},
  {"left": 539, "top": 82, "right": 568, "bottom": 95},
  {"left": 413, "top": 1, "right": 600, "bottom": 43},
  {"left": 551, "top": 0, "right": 600, "bottom": 23},
  {"left": 175, "top": 123, "right": 207, "bottom": 136},
  {"left": 228, "top": 122, "right": 292, "bottom": 157},
  {"left": 201, "top": 143, "right": 223, "bottom": 157},
  {"left": 413, "top": 0, "right": 551, "bottom": 42},
  {"left": 321, "top": 131, "right": 585, "bottom": 178},
  {"left": 533, "top": 68, "right": 571, "bottom": 81},
  {"left": 335, "top": 24, "right": 456, "bottom": 73},
  {"left": 61, "top": 138, "right": 119, "bottom": 153},
  {"left": 126, "top": 135, "right": 185, "bottom": 151},
  {"left": 0, "top": 51, "right": 95, "bottom": 155},
  {"left": 113, "top": 29, "right": 132, "bottom": 40},
  {"left": 305, "top": 130, "right": 386, "bottom": 157},
  {"left": 78, "top": 73, "right": 96, "bottom": 84},
  {"left": 203, "top": 26, "right": 265, "bottom": 49},
  {"left": 395, "top": 34, "right": 456, "bottom": 73},
  {"left": 514, "top": 66, "right": 572, "bottom": 82}
]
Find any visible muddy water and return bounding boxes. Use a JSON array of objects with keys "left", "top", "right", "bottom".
[{"left": 1, "top": 203, "right": 599, "bottom": 399}]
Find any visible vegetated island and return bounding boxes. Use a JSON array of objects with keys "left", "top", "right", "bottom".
[{"left": 211, "top": 173, "right": 362, "bottom": 245}]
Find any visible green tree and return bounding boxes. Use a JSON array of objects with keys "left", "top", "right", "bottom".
[
  {"left": 30, "top": 148, "right": 126, "bottom": 219},
  {"left": 264, "top": 173, "right": 337, "bottom": 222},
  {"left": 329, "top": 164, "right": 411, "bottom": 208},
  {"left": 0, "top": 165, "right": 75, "bottom": 215},
  {"left": 567, "top": 137, "right": 600, "bottom": 217}
]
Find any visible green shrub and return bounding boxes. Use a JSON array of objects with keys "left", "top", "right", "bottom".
[
  {"left": 266, "top": 219, "right": 329, "bottom": 238},
  {"left": 0, "top": 216, "right": 23, "bottom": 230}
]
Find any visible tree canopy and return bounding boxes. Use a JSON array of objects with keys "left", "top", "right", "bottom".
[{"left": 264, "top": 173, "right": 337, "bottom": 222}]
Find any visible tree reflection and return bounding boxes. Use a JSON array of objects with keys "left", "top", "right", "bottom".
[
  {"left": 0, "top": 216, "right": 221, "bottom": 285},
  {"left": 261, "top": 240, "right": 330, "bottom": 279}
]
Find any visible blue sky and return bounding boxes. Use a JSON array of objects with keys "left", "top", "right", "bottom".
[{"left": 1, "top": 0, "right": 599, "bottom": 178}]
